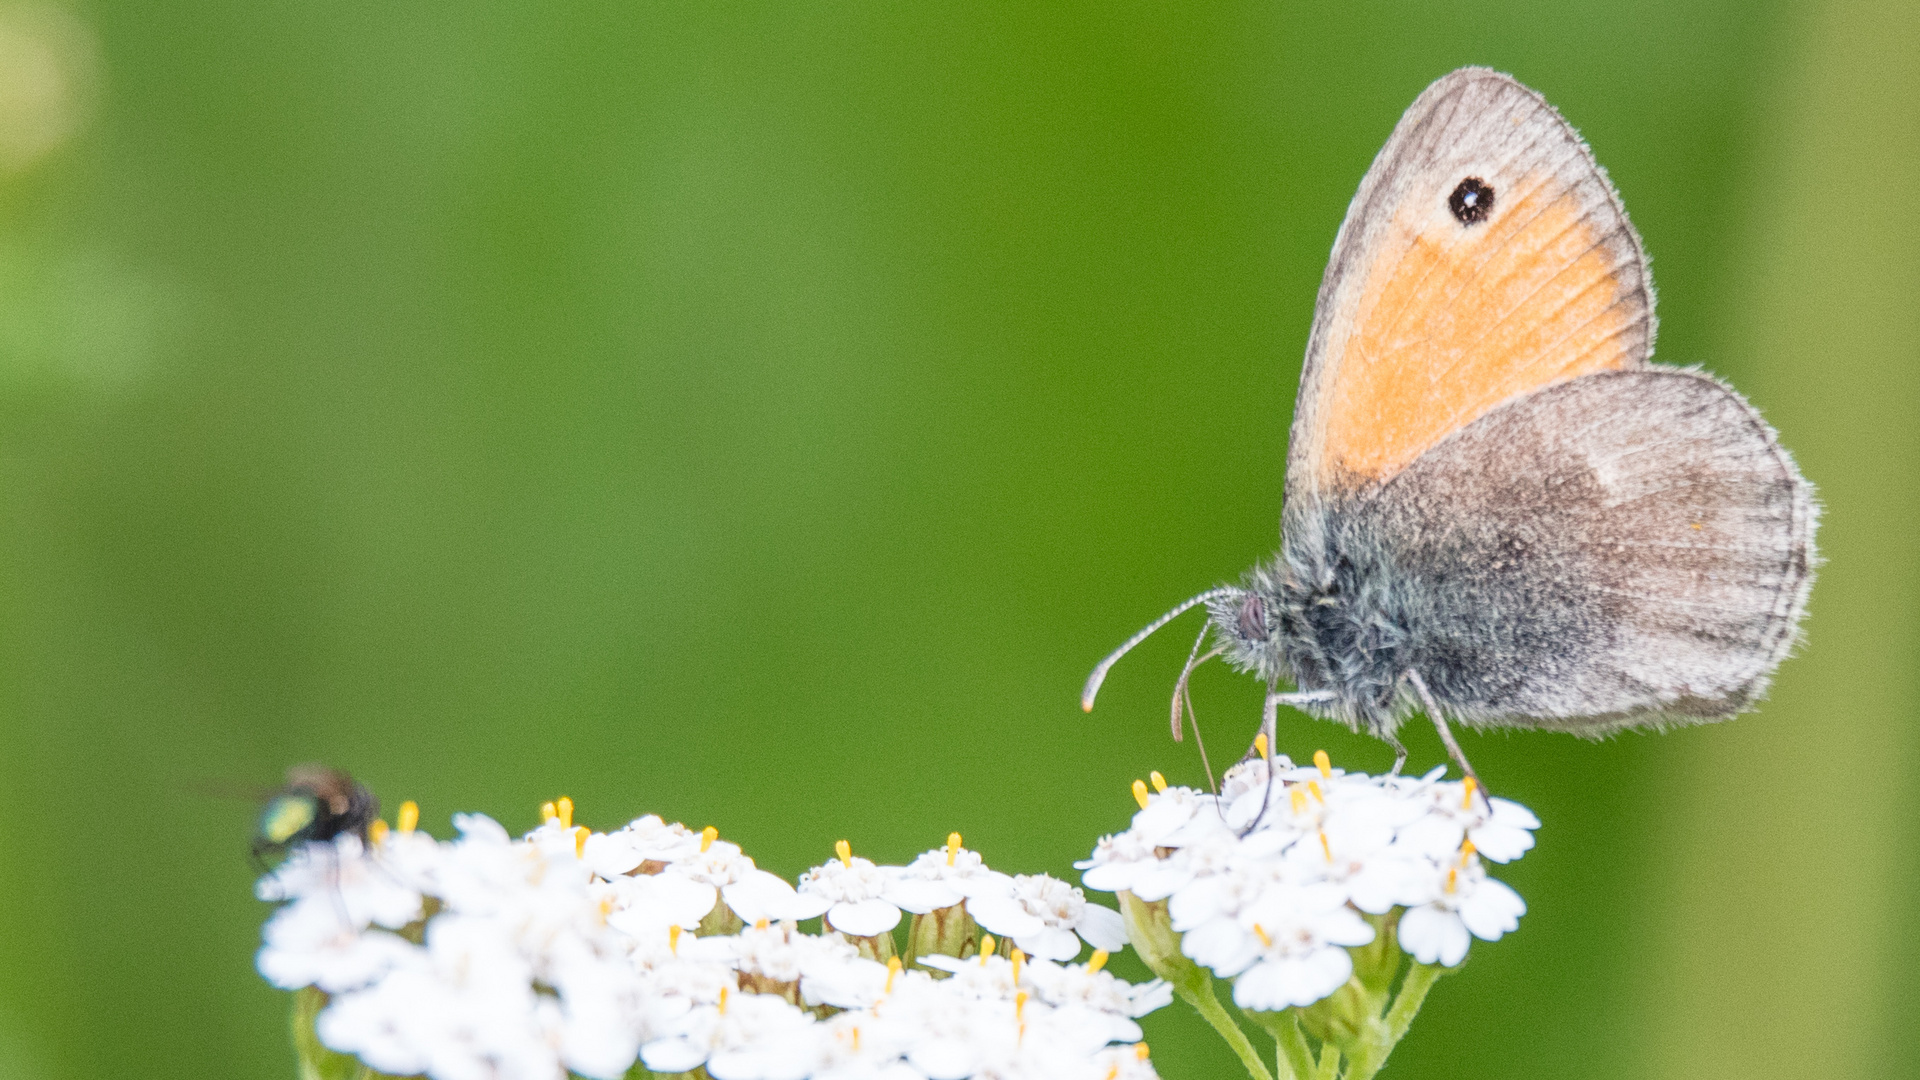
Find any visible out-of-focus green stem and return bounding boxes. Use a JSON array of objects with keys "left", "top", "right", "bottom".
[
  {"left": 1341, "top": 962, "right": 1446, "bottom": 1080},
  {"left": 1183, "top": 976, "right": 1275, "bottom": 1080},
  {"left": 291, "top": 987, "right": 370, "bottom": 1080},
  {"left": 1251, "top": 1009, "right": 1317, "bottom": 1080},
  {"left": 1313, "top": 1042, "right": 1342, "bottom": 1080},
  {"left": 1383, "top": 962, "right": 1443, "bottom": 1048},
  {"left": 1118, "top": 890, "right": 1272, "bottom": 1080}
]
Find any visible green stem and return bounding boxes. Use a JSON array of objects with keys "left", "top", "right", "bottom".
[
  {"left": 1179, "top": 978, "right": 1275, "bottom": 1080},
  {"left": 1313, "top": 1042, "right": 1342, "bottom": 1080},
  {"left": 291, "top": 987, "right": 371, "bottom": 1080},
  {"left": 1342, "top": 962, "right": 1446, "bottom": 1080},
  {"left": 1251, "top": 1010, "right": 1318, "bottom": 1080},
  {"left": 1382, "top": 962, "right": 1443, "bottom": 1047}
]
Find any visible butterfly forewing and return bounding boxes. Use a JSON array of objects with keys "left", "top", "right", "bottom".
[{"left": 1288, "top": 68, "right": 1656, "bottom": 499}]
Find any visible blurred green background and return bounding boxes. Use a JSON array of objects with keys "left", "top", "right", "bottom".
[{"left": 0, "top": 0, "right": 1913, "bottom": 1077}]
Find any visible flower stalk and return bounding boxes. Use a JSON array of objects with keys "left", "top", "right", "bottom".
[{"left": 291, "top": 987, "right": 368, "bottom": 1080}]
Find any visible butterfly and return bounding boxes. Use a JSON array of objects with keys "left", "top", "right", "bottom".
[{"left": 1083, "top": 67, "right": 1818, "bottom": 788}]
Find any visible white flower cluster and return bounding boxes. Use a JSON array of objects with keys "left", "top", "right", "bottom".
[
  {"left": 256, "top": 801, "right": 1164, "bottom": 1080},
  {"left": 1077, "top": 753, "right": 1537, "bottom": 1012}
]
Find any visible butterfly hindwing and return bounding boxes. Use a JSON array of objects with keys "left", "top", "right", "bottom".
[
  {"left": 1287, "top": 68, "right": 1656, "bottom": 500},
  {"left": 1337, "top": 369, "right": 1815, "bottom": 732}
]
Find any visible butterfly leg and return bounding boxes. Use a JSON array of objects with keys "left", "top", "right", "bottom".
[
  {"left": 1404, "top": 670, "right": 1489, "bottom": 807},
  {"left": 1381, "top": 731, "right": 1409, "bottom": 776},
  {"left": 1272, "top": 690, "right": 1337, "bottom": 708},
  {"left": 1257, "top": 687, "right": 1280, "bottom": 758},
  {"left": 1237, "top": 688, "right": 1343, "bottom": 835},
  {"left": 1235, "top": 687, "right": 1288, "bottom": 836},
  {"left": 1246, "top": 689, "right": 1335, "bottom": 758}
]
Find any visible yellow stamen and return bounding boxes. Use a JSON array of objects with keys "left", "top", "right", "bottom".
[
  {"left": 574, "top": 826, "right": 589, "bottom": 858},
  {"left": 980, "top": 934, "right": 996, "bottom": 962},
  {"left": 669, "top": 925, "right": 682, "bottom": 954},
  {"left": 1135, "top": 1042, "right": 1151, "bottom": 1060},
  {"left": 1460, "top": 837, "right": 1477, "bottom": 858},
  {"left": 1445, "top": 867, "right": 1459, "bottom": 894},
  {"left": 1252, "top": 923, "right": 1272, "bottom": 947},
  {"left": 1011, "top": 948, "right": 1025, "bottom": 984},
  {"left": 754, "top": 918, "right": 769, "bottom": 931},
  {"left": 886, "top": 956, "right": 902, "bottom": 993},
  {"left": 700, "top": 825, "right": 718, "bottom": 852},
  {"left": 1107, "top": 1067, "right": 1119, "bottom": 1080},
  {"left": 1314, "top": 749, "right": 1331, "bottom": 777},
  {"left": 946, "top": 832, "right": 962, "bottom": 866},
  {"left": 852, "top": 1026, "right": 862, "bottom": 1052},
  {"left": 1461, "top": 776, "right": 1478, "bottom": 810},
  {"left": 1086, "top": 950, "right": 1109, "bottom": 974},
  {"left": 1131, "top": 779, "right": 1150, "bottom": 809},
  {"left": 1318, "top": 830, "right": 1333, "bottom": 862},
  {"left": 540, "top": 801, "right": 557, "bottom": 824},
  {"left": 718, "top": 986, "right": 729, "bottom": 1015},
  {"left": 397, "top": 800, "right": 419, "bottom": 834},
  {"left": 1015, "top": 990, "right": 1028, "bottom": 1022},
  {"left": 1289, "top": 788, "right": 1308, "bottom": 814},
  {"left": 835, "top": 839, "right": 852, "bottom": 868},
  {"left": 1307, "top": 780, "right": 1325, "bottom": 803},
  {"left": 555, "top": 796, "right": 574, "bottom": 829},
  {"left": 1254, "top": 733, "right": 1270, "bottom": 761},
  {"left": 1149, "top": 770, "right": 1168, "bottom": 793},
  {"left": 368, "top": 819, "right": 390, "bottom": 847}
]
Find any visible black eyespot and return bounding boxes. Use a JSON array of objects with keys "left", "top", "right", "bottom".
[
  {"left": 1237, "top": 595, "right": 1270, "bottom": 642},
  {"left": 1448, "top": 177, "right": 1494, "bottom": 225}
]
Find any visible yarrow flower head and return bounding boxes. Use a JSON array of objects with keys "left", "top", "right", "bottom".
[
  {"left": 889, "top": 834, "right": 1012, "bottom": 911},
  {"left": 966, "top": 873, "right": 1129, "bottom": 961},
  {"left": 795, "top": 840, "right": 921, "bottom": 939},
  {"left": 1077, "top": 748, "right": 1538, "bottom": 1063},
  {"left": 252, "top": 748, "right": 1539, "bottom": 1080},
  {"left": 257, "top": 798, "right": 1165, "bottom": 1080}
]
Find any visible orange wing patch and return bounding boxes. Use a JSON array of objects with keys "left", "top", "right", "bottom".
[{"left": 1317, "top": 172, "right": 1643, "bottom": 486}]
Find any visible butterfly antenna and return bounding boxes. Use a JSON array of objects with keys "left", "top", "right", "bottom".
[
  {"left": 1081, "top": 587, "right": 1238, "bottom": 712},
  {"left": 1182, "top": 680, "right": 1219, "bottom": 795},
  {"left": 1171, "top": 633, "right": 1225, "bottom": 742}
]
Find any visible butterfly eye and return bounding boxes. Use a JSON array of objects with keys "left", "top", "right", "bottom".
[
  {"left": 1237, "top": 595, "right": 1270, "bottom": 642},
  {"left": 1448, "top": 177, "right": 1494, "bottom": 224}
]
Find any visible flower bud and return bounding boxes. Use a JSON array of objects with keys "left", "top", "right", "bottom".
[
  {"left": 1118, "top": 891, "right": 1199, "bottom": 990},
  {"left": 696, "top": 897, "right": 744, "bottom": 937},
  {"left": 831, "top": 928, "right": 897, "bottom": 964},
  {"left": 906, "top": 902, "right": 978, "bottom": 966},
  {"left": 1347, "top": 909, "right": 1404, "bottom": 997},
  {"left": 1295, "top": 976, "right": 1375, "bottom": 1048}
]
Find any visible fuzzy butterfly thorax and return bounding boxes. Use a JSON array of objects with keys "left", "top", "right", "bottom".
[{"left": 1207, "top": 502, "right": 1422, "bottom": 738}]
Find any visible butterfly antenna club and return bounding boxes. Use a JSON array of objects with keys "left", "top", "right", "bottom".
[{"left": 1082, "top": 588, "right": 1238, "bottom": 712}]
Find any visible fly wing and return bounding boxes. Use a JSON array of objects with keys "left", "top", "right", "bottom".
[
  {"left": 1287, "top": 68, "right": 1654, "bottom": 506},
  {"left": 1343, "top": 368, "right": 1815, "bottom": 732}
]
